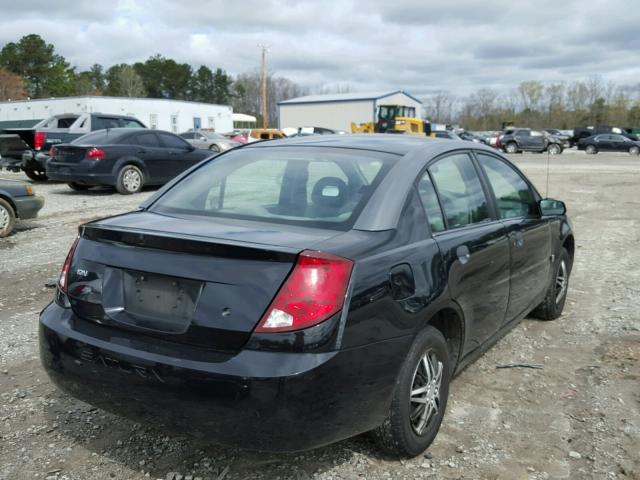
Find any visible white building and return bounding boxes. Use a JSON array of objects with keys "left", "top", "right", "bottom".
[
  {"left": 0, "top": 96, "right": 234, "bottom": 133},
  {"left": 278, "top": 90, "right": 423, "bottom": 132}
]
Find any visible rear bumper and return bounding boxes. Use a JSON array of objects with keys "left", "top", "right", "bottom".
[
  {"left": 22, "top": 150, "right": 49, "bottom": 171},
  {"left": 39, "top": 303, "right": 409, "bottom": 451},
  {"left": 46, "top": 168, "right": 115, "bottom": 186},
  {"left": 14, "top": 195, "right": 44, "bottom": 219}
]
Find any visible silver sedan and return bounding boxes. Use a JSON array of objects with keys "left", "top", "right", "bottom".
[{"left": 179, "top": 131, "right": 241, "bottom": 153}]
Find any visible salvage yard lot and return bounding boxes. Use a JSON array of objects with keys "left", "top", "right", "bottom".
[{"left": 1, "top": 152, "right": 639, "bottom": 480}]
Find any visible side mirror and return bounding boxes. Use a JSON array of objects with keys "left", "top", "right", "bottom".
[{"left": 539, "top": 198, "right": 566, "bottom": 216}]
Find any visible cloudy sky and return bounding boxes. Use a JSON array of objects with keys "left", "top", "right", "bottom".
[{"left": 1, "top": 0, "right": 639, "bottom": 98}]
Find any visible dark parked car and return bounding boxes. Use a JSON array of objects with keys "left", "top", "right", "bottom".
[
  {"left": 46, "top": 129, "right": 212, "bottom": 194},
  {"left": 40, "top": 135, "right": 574, "bottom": 456},
  {"left": 0, "top": 113, "right": 146, "bottom": 181},
  {"left": 432, "top": 130, "right": 462, "bottom": 140},
  {"left": 577, "top": 133, "right": 640, "bottom": 155},
  {"left": 0, "top": 178, "right": 44, "bottom": 237},
  {"left": 501, "top": 128, "right": 563, "bottom": 154}
]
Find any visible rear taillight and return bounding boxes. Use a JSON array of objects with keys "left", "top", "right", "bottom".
[
  {"left": 34, "top": 131, "right": 46, "bottom": 150},
  {"left": 58, "top": 237, "right": 79, "bottom": 292},
  {"left": 255, "top": 250, "right": 353, "bottom": 333},
  {"left": 85, "top": 147, "right": 106, "bottom": 160}
]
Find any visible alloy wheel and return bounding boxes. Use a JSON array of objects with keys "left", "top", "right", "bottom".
[
  {"left": 409, "top": 350, "right": 443, "bottom": 435},
  {"left": 555, "top": 260, "right": 568, "bottom": 304},
  {"left": 0, "top": 205, "right": 9, "bottom": 231},
  {"left": 123, "top": 168, "right": 141, "bottom": 192},
  {"left": 548, "top": 144, "right": 560, "bottom": 155},
  {"left": 506, "top": 143, "right": 517, "bottom": 153},
  {"left": 630, "top": 146, "right": 639, "bottom": 156},
  {"left": 586, "top": 145, "right": 596, "bottom": 154}
]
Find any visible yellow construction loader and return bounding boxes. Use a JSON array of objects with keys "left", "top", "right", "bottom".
[{"left": 351, "top": 105, "right": 431, "bottom": 136}]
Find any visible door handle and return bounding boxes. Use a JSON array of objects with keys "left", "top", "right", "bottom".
[{"left": 510, "top": 231, "right": 524, "bottom": 248}]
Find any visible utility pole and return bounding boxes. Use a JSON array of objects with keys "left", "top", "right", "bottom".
[{"left": 258, "top": 44, "right": 269, "bottom": 128}]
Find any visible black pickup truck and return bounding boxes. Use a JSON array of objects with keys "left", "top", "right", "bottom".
[{"left": 0, "top": 113, "right": 146, "bottom": 181}]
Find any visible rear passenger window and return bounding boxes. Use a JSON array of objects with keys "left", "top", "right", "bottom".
[
  {"left": 135, "top": 133, "right": 160, "bottom": 147},
  {"left": 93, "top": 117, "right": 121, "bottom": 130},
  {"left": 417, "top": 173, "right": 445, "bottom": 233},
  {"left": 428, "top": 153, "right": 490, "bottom": 229},
  {"left": 477, "top": 154, "right": 535, "bottom": 219}
]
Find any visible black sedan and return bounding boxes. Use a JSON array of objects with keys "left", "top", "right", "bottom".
[
  {"left": 577, "top": 133, "right": 640, "bottom": 155},
  {"left": 0, "top": 179, "right": 44, "bottom": 237},
  {"left": 40, "top": 135, "right": 574, "bottom": 456},
  {"left": 47, "top": 129, "right": 212, "bottom": 194}
]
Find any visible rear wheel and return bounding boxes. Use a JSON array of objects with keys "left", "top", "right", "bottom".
[
  {"left": 629, "top": 146, "right": 639, "bottom": 156},
  {"left": 585, "top": 145, "right": 597, "bottom": 154},
  {"left": 68, "top": 182, "right": 90, "bottom": 191},
  {"left": 0, "top": 198, "right": 16, "bottom": 238},
  {"left": 372, "top": 326, "right": 451, "bottom": 457},
  {"left": 547, "top": 144, "right": 561, "bottom": 155},
  {"left": 24, "top": 169, "right": 48, "bottom": 181},
  {"left": 115, "top": 165, "right": 143, "bottom": 194},
  {"left": 531, "top": 248, "right": 571, "bottom": 320},
  {"left": 505, "top": 142, "right": 518, "bottom": 154},
  {"left": 209, "top": 144, "right": 220, "bottom": 152}
]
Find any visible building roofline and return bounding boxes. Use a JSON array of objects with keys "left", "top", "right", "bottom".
[
  {"left": 0, "top": 95, "right": 231, "bottom": 109},
  {"left": 277, "top": 90, "right": 423, "bottom": 106}
]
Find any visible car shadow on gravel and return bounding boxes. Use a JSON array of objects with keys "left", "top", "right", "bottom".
[{"left": 42, "top": 387, "right": 389, "bottom": 479}]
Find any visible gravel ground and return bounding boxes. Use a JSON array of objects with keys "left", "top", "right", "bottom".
[{"left": 0, "top": 151, "right": 638, "bottom": 480}]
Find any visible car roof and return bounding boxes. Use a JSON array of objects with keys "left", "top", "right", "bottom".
[{"left": 243, "top": 133, "right": 490, "bottom": 157}]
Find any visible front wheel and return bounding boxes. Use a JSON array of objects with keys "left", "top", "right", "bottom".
[
  {"left": 0, "top": 198, "right": 16, "bottom": 238},
  {"left": 24, "top": 169, "right": 48, "bottom": 181},
  {"left": 547, "top": 144, "right": 561, "bottom": 155},
  {"left": 209, "top": 144, "right": 221, "bottom": 152},
  {"left": 505, "top": 142, "right": 518, "bottom": 154},
  {"left": 585, "top": 145, "right": 597, "bottom": 154},
  {"left": 531, "top": 248, "right": 571, "bottom": 320},
  {"left": 115, "top": 165, "right": 144, "bottom": 194},
  {"left": 372, "top": 326, "right": 451, "bottom": 457},
  {"left": 629, "top": 146, "right": 639, "bottom": 156}
]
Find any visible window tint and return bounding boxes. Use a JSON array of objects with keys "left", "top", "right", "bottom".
[
  {"left": 134, "top": 133, "right": 160, "bottom": 147},
  {"left": 93, "top": 117, "right": 121, "bottom": 130},
  {"left": 120, "top": 119, "right": 145, "bottom": 128},
  {"left": 152, "top": 147, "right": 392, "bottom": 230},
  {"left": 428, "top": 153, "right": 490, "bottom": 229},
  {"left": 417, "top": 172, "right": 445, "bottom": 232},
  {"left": 71, "top": 130, "right": 124, "bottom": 145},
  {"left": 158, "top": 132, "right": 190, "bottom": 149},
  {"left": 477, "top": 154, "right": 535, "bottom": 219},
  {"left": 180, "top": 132, "right": 194, "bottom": 139},
  {"left": 515, "top": 130, "right": 530, "bottom": 137}
]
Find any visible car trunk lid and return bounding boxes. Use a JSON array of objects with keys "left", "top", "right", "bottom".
[
  {"left": 65, "top": 212, "right": 340, "bottom": 353},
  {"left": 52, "top": 145, "right": 89, "bottom": 163}
]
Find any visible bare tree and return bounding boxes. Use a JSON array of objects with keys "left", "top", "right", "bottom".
[
  {"left": 0, "top": 67, "right": 27, "bottom": 101},
  {"left": 117, "top": 65, "right": 146, "bottom": 97}
]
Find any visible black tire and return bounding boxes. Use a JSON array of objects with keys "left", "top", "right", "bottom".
[
  {"left": 372, "top": 326, "right": 451, "bottom": 457},
  {"left": 547, "top": 144, "right": 562, "bottom": 155},
  {"left": 209, "top": 144, "right": 221, "bottom": 152},
  {"left": 68, "top": 182, "right": 90, "bottom": 191},
  {"left": 629, "top": 146, "right": 639, "bottom": 156},
  {"left": 585, "top": 145, "right": 597, "bottom": 155},
  {"left": 504, "top": 142, "right": 518, "bottom": 154},
  {"left": 0, "top": 197, "right": 16, "bottom": 238},
  {"left": 115, "top": 165, "right": 144, "bottom": 195},
  {"left": 531, "top": 248, "right": 571, "bottom": 321},
  {"left": 24, "top": 169, "right": 48, "bottom": 181}
]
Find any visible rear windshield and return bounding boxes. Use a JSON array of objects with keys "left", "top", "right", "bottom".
[
  {"left": 151, "top": 146, "right": 394, "bottom": 230},
  {"left": 71, "top": 130, "right": 127, "bottom": 145}
]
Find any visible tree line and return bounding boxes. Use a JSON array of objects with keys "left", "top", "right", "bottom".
[
  {"left": 425, "top": 78, "right": 640, "bottom": 131},
  {"left": 0, "top": 34, "right": 307, "bottom": 126}
]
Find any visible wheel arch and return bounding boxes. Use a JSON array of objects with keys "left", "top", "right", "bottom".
[
  {"left": 113, "top": 157, "right": 148, "bottom": 181},
  {"left": 425, "top": 306, "right": 465, "bottom": 371},
  {"left": 0, "top": 193, "right": 18, "bottom": 218}
]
